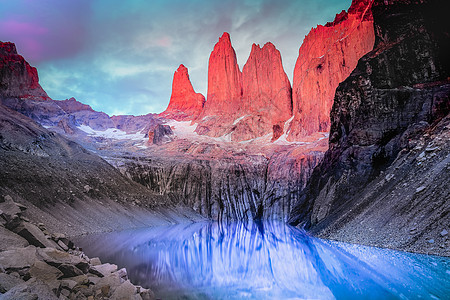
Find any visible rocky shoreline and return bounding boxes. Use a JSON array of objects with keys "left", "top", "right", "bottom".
[{"left": 0, "top": 196, "right": 156, "bottom": 299}]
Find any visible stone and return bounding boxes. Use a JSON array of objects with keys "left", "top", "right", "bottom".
[
  {"left": 57, "top": 264, "right": 84, "bottom": 278},
  {"left": 12, "top": 222, "right": 59, "bottom": 248},
  {"left": 0, "top": 226, "right": 29, "bottom": 251},
  {"left": 1, "top": 278, "right": 58, "bottom": 300},
  {"left": 428, "top": 239, "right": 435, "bottom": 244},
  {"left": 117, "top": 268, "right": 128, "bottom": 283},
  {"left": 160, "top": 64, "right": 205, "bottom": 121},
  {"left": 0, "top": 272, "right": 25, "bottom": 293},
  {"left": 60, "top": 279, "right": 78, "bottom": 290},
  {"left": 37, "top": 248, "right": 88, "bottom": 270},
  {"left": 94, "top": 272, "right": 121, "bottom": 297},
  {"left": 440, "top": 229, "right": 448, "bottom": 236},
  {"left": 151, "top": 124, "right": 174, "bottom": 145},
  {"left": 288, "top": 0, "right": 375, "bottom": 140},
  {"left": 140, "top": 288, "right": 156, "bottom": 300},
  {"left": 110, "top": 280, "right": 136, "bottom": 300},
  {"left": 415, "top": 186, "right": 426, "bottom": 193},
  {"left": 29, "top": 261, "right": 63, "bottom": 282},
  {"left": 57, "top": 240, "right": 69, "bottom": 251},
  {"left": 89, "top": 257, "right": 101, "bottom": 266},
  {"left": 0, "top": 197, "right": 22, "bottom": 222},
  {"left": 89, "top": 263, "right": 118, "bottom": 277},
  {"left": 0, "top": 246, "right": 37, "bottom": 270}
]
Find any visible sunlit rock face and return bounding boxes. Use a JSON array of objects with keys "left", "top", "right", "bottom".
[
  {"left": 290, "top": 0, "right": 450, "bottom": 256},
  {"left": 160, "top": 64, "right": 205, "bottom": 121},
  {"left": 288, "top": 0, "right": 375, "bottom": 140},
  {"left": 195, "top": 32, "right": 243, "bottom": 138},
  {"left": 195, "top": 35, "right": 292, "bottom": 142},
  {"left": 0, "top": 42, "right": 50, "bottom": 101},
  {"left": 239, "top": 43, "right": 292, "bottom": 141}
]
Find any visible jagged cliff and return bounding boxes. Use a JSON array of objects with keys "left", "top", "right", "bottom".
[
  {"left": 0, "top": 42, "right": 49, "bottom": 101},
  {"left": 289, "top": 0, "right": 450, "bottom": 256},
  {"left": 111, "top": 140, "right": 326, "bottom": 222},
  {"left": 195, "top": 35, "right": 292, "bottom": 142},
  {"left": 288, "top": 0, "right": 375, "bottom": 140},
  {"left": 159, "top": 64, "right": 205, "bottom": 121}
]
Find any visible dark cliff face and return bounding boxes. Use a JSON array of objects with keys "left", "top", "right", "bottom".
[{"left": 289, "top": 0, "right": 449, "bottom": 255}]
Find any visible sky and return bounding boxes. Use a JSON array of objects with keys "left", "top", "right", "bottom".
[{"left": 0, "top": 0, "right": 351, "bottom": 116}]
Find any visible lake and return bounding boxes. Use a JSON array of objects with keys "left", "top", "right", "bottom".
[{"left": 74, "top": 222, "right": 450, "bottom": 299}]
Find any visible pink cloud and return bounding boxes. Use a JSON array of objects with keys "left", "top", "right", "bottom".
[
  {"left": 0, "top": 19, "right": 48, "bottom": 36},
  {"left": 156, "top": 36, "right": 172, "bottom": 48}
]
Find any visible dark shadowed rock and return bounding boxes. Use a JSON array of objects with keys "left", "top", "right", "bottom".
[
  {"left": 29, "top": 261, "right": 63, "bottom": 282},
  {"left": 0, "top": 226, "right": 29, "bottom": 251},
  {"left": 150, "top": 124, "right": 174, "bottom": 145},
  {"left": 289, "top": 0, "right": 450, "bottom": 256},
  {"left": 12, "top": 222, "right": 59, "bottom": 248}
]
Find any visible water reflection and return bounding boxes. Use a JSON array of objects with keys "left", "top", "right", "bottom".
[{"left": 75, "top": 222, "right": 450, "bottom": 299}]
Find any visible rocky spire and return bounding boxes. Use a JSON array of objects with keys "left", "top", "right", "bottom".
[{"left": 160, "top": 64, "right": 205, "bottom": 120}]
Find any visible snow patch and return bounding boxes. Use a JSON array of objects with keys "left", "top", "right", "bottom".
[
  {"left": 78, "top": 125, "right": 147, "bottom": 141},
  {"left": 232, "top": 115, "right": 249, "bottom": 125}
]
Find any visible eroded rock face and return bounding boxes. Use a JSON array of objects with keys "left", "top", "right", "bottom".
[
  {"left": 289, "top": 0, "right": 450, "bottom": 256},
  {"left": 114, "top": 139, "right": 327, "bottom": 222},
  {"left": 0, "top": 41, "right": 49, "bottom": 101},
  {"left": 288, "top": 0, "right": 375, "bottom": 140},
  {"left": 160, "top": 64, "right": 205, "bottom": 121}
]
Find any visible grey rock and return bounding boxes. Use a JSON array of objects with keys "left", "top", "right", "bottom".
[
  {"left": 140, "top": 288, "right": 156, "bottom": 300},
  {"left": 415, "top": 186, "right": 426, "bottom": 193},
  {"left": 0, "top": 226, "right": 29, "bottom": 251},
  {"left": 0, "top": 273, "right": 25, "bottom": 293},
  {"left": 0, "top": 246, "right": 37, "bottom": 270},
  {"left": 89, "top": 263, "right": 117, "bottom": 277},
  {"left": 110, "top": 280, "right": 136, "bottom": 300},
  {"left": 151, "top": 124, "right": 173, "bottom": 145},
  {"left": 117, "top": 268, "right": 128, "bottom": 283},
  {"left": 1, "top": 278, "right": 58, "bottom": 300},
  {"left": 428, "top": 239, "right": 435, "bottom": 244},
  {"left": 29, "top": 261, "right": 63, "bottom": 282},
  {"left": 57, "top": 264, "right": 84, "bottom": 278},
  {"left": 440, "top": 229, "right": 448, "bottom": 236},
  {"left": 57, "top": 240, "right": 69, "bottom": 251},
  {"left": 12, "top": 222, "right": 59, "bottom": 248},
  {"left": 89, "top": 257, "right": 101, "bottom": 266}
]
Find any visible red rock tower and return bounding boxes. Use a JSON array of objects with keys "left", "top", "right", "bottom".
[
  {"left": 241, "top": 42, "right": 292, "bottom": 140},
  {"left": 204, "top": 32, "right": 242, "bottom": 116},
  {"left": 160, "top": 64, "right": 205, "bottom": 121}
]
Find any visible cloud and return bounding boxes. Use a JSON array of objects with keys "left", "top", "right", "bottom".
[{"left": 2, "top": 0, "right": 352, "bottom": 116}]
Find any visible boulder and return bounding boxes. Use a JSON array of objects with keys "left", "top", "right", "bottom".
[
  {"left": 89, "top": 263, "right": 118, "bottom": 277},
  {"left": 0, "top": 273, "right": 25, "bottom": 293},
  {"left": 57, "top": 264, "right": 84, "bottom": 278},
  {"left": 12, "top": 222, "right": 59, "bottom": 248},
  {"left": 0, "top": 246, "right": 38, "bottom": 270},
  {"left": 151, "top": 124, "right": 174, "bottom": 145},
  {"left": 0, "top": 226, "right": 29, "bottom": 251},
  {"left": 29, "top": 261, "right": 63, "bottom": 282},
  {"left": 110, "top": 280, "right": 136, "bottom": 300},
  {"left": 160, "top": 64, "right": 205, "bottom": 121}
]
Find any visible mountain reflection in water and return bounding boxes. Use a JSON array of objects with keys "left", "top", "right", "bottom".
[{"left": 74, "top": 222, "right": 450, "bottom": 299}]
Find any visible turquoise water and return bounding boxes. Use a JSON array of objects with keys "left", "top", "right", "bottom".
[{"left": 75, "top": 222, "right": 450, "bottom": 299}]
